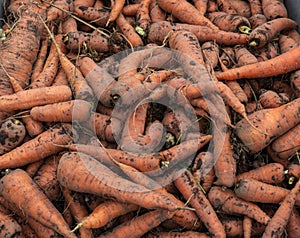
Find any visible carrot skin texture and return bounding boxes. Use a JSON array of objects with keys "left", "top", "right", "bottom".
[
  {"left": 0, "top": 85, "right": 72, "bottom": 111},
  {"left": 57, "top": 152, "right": 179, "bottom": 211},
  {"left": 234, "top": 97, "right": 300, "bottom": 153},
  {"left": 262, "top": 179, "right": 300, "bottom": 238},
  {"left": 0, "top": 211, "right": 22, "bottom": 238},
  {"left": 0, "top": 123, "right": 74, "bottom": 169},
  {"left": 0, "top": 169, "right": 76, "bottom": 238},
  {"left": 174, "top": 170, "right": 226, "bottom": 238},
  {"left": 261, "top": 0, "right": 288, "bottom": 20},
  {"left": 216, "top": 46, "right": 300, "bottom": 81}
]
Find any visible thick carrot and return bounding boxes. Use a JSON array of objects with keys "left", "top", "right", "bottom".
[
  {"left": 33, "top": 155, "right": 61, "bottom": 201},
  {"left": 148, "top": 21, "right": 249, "bottom": 46},
  {"left": 122, "top": 3, "right": 139, "bottom": 16},
  {"left": 248, "top": 18, "right": 298, "bottom": 48},
  {"left": 26, "top": 160, "right": 44, "bottom": 178},
  {"left": 62, "top": 16, "right": 78, "bottom": 34},
  {"left": 216, "top": 46, "right": 300, "bottom": 80},
  {"left": 46, "top": 0, "right": 73, "bottom": 22},
  {"left": 73, "top": 6, "right": 110, "bottom": 27},
  {"left": 259, "top": 90, "right": 289, "bottom": 108},
  {"left": 0, "top": 85, "right": 72, "bottom": 111},
  {"left": 60, "top": 187, "right": 92, "bottom": 238},
  {"left": 207, "top": 11, "right": 251, "bottom": 33},
  {"left": 234, "top": 45, "right": 258, "bottom": 66},
  {"left": 234, "top": 178, "right": 300, "bottom": 206},
  {"left": 235, "top": 163, "right": 285, "bottom": 184},
  {"left": 248, "top": 0, "right": 262, "bottom": 15},
  {"left": 30, "top": 99, "right": 92, "bottom": 122},
  {"left": 0, "top": 169, "right": 76, "bottom": 238},
  {"left": 243, "top": 216, "right": 252, "bottom": 238},
  {"left": 262, "top": 178, "right": 300, "bottom": 238},
  {"left": 248, "top": 13, "right": 267, "bottom": 29},
  {"left": 0, "top": 123, "right": 73, "bottom": 169},
  {"left": 157, "top": 0, "right": 218, "bottom": 29},
  {"left": 208, "top": 186, "right": 271, "bottom": 225},
  {"left": 267, "top": 123, "right": 300, "bottom": 166},
  {"left": 287, "top": 208, "right": 300, "bottom": 238},
  {"left": 230, "top": 0, "right": 251, "bottom": 18},
  {"left": 74, "top": 200, "right": 139, "bottom": 230},
  {"left": 192, "top": 0, "right": 208, "bottom": 14},
  {"left": 201, "top": 40, "right": 219, "bottom": 69},
  {"left": 57, "top": 152, "right": 179, "bottom": 211},
  {"left": 74, "top": 0, "right": 95, "bottom": 7},
  {"left": 98, "top": 209, "right": 174, "bottom": 238},
  {"left": 116, "top": 13, "right": 144, "bottom": 47},
  {"left": 149, "top": 0, "right": 166, "bottom": 22},
  {"left": 279, "top": 34, "right": 298, "bottom": 53},
  {"left": 0, "top": 119, "right": 26, "bottom": 155},
  {"left": 261, "top": 0, "right": 288, "bottom": 20}
]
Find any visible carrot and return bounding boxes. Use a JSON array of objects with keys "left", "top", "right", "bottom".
[
  {"left": 74, "top": 0, "right": 95, "bottom": 7},
  {"left": 62, "top": 16, "right": 78, "bottom": 34},
  {"left": 0, "top": 123, "right": 73, "bottom": 169},
  {"left": 0, "top": 211, "right": 22, "bottom": 238},
  {"left": 248, "top": 18, "right": 298, "bottom": 48},
  {"left": 192, "top": 0, "right": 208, "bottom": 14},
  {"left": 235, "top": 163, "right": 285, "bottom": 184},
  {"left": 107, "top": 0, "right": 126, "bottom": 24},
  {"left": 122, "top": 3, "right": 139, "bottom": 16},
  {"left": 248, "top": 0, "right": 263, "bottom": 15},
  {"left": 234, "top": 178, "right": 300, "bottom": 206},
  {"left": 30, "top": 99, "right": 92, "bottom": 122},
  {"left": 208, "top": 186, "right": 271, "bottom": 225},
  {"left": 243, "top": 216, "right": 252, "bottom": 238},
  {"left": 116, "top": 13, "right": 144, "bottom": 47},
  {"left": 0, "top": 169, "right": 76, "bottom": 238},
  {"left": 60, "top": 187, "right": 92, "bottom": 238},
  {"left": 174, "top": 170, "right": 226, "bottom": 237},
  {"left": 229, "top": 0, "right": 251, "bottom": 18},
  {"left": 147, "top": 21, "right": 249, "bottom": 46},
  {"left": 146, "top": 231, "right": 210, "bottom": 238},
  {"left": 261, "top": 0, "right": 288, "bottom": 20},
  {"left": 73, "top": 200, "right": 139, "bottom": 230},
  {"left": 206, "top": 0, "right": 217, "bottom": 13},
  {"left": 52, "top": 67, "right": 69, "bottom": 86},
  {"left": 216, "top": 0, "right": 236, "bottom": 14},
  {"left": 267, "top": 123, "right": 300, "bottom": 166},
  {"left": 248, "top": 13, "right": 267, "bottom": 29},
  {"left": 26, "top": 160, "right": 44, "bottom": 178},
  {"left": 73, "top": 5, "right": 110, "bottom": 27},
  {"left": 272, "top": 81, "right": 294, "bottom": 99},
  {"left": 157, "top": 0, "right": 218, "bottom": 29},
  {"left": 262, "top": 178, "right": 300, "bottom": 238},
  {"left": 57, "top": 152, "right": 180, "bottom": 211},
  {"left": 99, "top": 209, "right": 174, "bottom": 238},
  {"left": 45, "top": 0, "right": 74, "bottom": 22},
  {"left": 0, "top": 119, "right": 26, "bottom": 155},
  {"left": 42, "top": 20, "right": 95, "bottom": 102},
  {"left": 216, "top": 46, "right": 300, "bottom": 81},
  {"left": 259, "top": 90, "right": 289, "bottom": 108},
  {"left": 33, "top": 155, "right": 61, "bottom": 201},
  {"left": 279, "top": 34, "right": 298, "bottom": 53},
  {"left": 225, "top": 81, "right": 248, "bottom": 103},
  {"left": 201, "top": 41, "right": 219, "bottom": 69},
  {"left": 287, "top": 207, "right": 300, "bottom": 238},
  {"left": 207, "top": 11, "right": 251, "bottom": 33},
  {"left": 31, "top": 38, "right": 49, "bottom": 83},
  {"left": 0, "top": 85, "right": 72, "bottom": 111},
  {"left": 149, "top": 0, "right": 166, "bottom": 22},
  {"left": 234, "top": 45, "right": 258, "bottom": 66},
  {"left": 136, "top": 0, "right": 152, "bottom": 31},
  {"left": 287, "top": 163, "right": 300, "bottom": 180}
]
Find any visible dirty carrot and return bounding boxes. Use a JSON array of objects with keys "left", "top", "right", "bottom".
[
  {"left": 261, "top": 0, "right": 288, "bottom": 20},
  {"left": 136, "top": 0, "right": 152, "bottom": 31}
]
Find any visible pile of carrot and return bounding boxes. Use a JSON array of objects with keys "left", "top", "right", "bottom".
[{"left": 0, "top": 0, "right": 300, "bottom": 237}]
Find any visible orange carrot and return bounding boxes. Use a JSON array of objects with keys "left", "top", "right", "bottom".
[
  {"left": 0, "top": 211, "right": 22, "bottom": 238},
  {"left": 279, "top": 34, "right": 298, "bottom": 53},
  {"left": 261, "top": 0, "right": 288, "bottom": 20},
  {"left": 136, "top": 0, "right": 152, "bottom": 30},
  {"left": 287, "top": 163, "right": 300, "bottom": 180},
  {"left": 262, "top": 178, "right": 300, "bottom": 238},
  {"left": 0, "top": 119, "right": 26, "bottom": 155},
  {"left": 26, "top": 160, "right": 44, "bottom": 178},
  {"left": 208, "top": 186, "right": 271, "bottom": 225},
  {"left": 234, "top": 45, "right": 258, "bottom": 66},
  {"left": 157, "top": 0, "right": 218, "bottom": 29},
  {"left": 74, "top": 200, "right": 139, "bottom": 230},
  {"left": 116, "top": 13, "right": 144, "bottom": 47},
  {"left": 74, "top": 0, "right": 95, "bottom": 7},
  {"left": 248, "top": 18, "right": 298, "bottom": 48},
  {"left": 234, "top": 178, "right": 300, "bottom": 206},
  {"left": 287, "top": 208, "right": 300, "bottom": 238},
  {"left": 0, "top": 85, "right": 72, "bottom": 111},
  {"left": 248, "top": 13, "right": 267, "bottom": 29},
  {"left": 62, "top": 16, "right": 78, "bottom": 34},
  {"left": 30, "top": 99, "right": 92, "bottom": 122},
  {"left": 73, "top": 5, "right": 110, "bottom": 27},
  {"left": 122, "top": 3, "right": 139, "bottom": 16},
  {"left": 33, "top": 155, "right": 61, "bottom": 201},
  {"left": 148, "top": 21, "right": 249, "bottom": 46},
  {"left": 216, "top": 46, "right": 300, "bottom": 81},
  {"left": 0, "top": 169, "right": 76, "bottom": 238},
  {"left": 149, "top": 0, "right": 166, "bottom": 22},
  {"left": 229, "top": 0, "right": 251, "bottom": 18},
  {"left": 46, "top": 0, "right": 73, "bottom": 22},
  {"left": 52, "top": 67, "right": 69, "bottom": 86},
  {"left": 31, "top": 38, "right": 49, "bottom": 83},
  {"left": 259, "top": 90, "right": 289, "bottom": 108},
  {"left": 201, "top": 40, "right": 219, "bottom": 69},
  {"left": 192, "top": 0, "right": 208, "bottom": 14},
  {"left": 243, "top": 216, "right": 252, "bottom": 238},
  {"left": 0, "top": 123, "right": 73, "bottom": 169},
  {"left": 107, "top": 0, "right": 126, "bottom": 24},
  {"left": 57, "top": 152, "right": 180, "bottom": 211},
  {"left": 225, "top": 81, "right": 248, "bottom": 104},
  {"left": 146, "top": 231, "right": 210, "bottom": 238},
  {"left": 248, "top": 0, "right": 263, "bottom": 15},
  {"left": 235, "top": 163, "right": 285, "bottom": 184},
  {"left": 99, "top": 209, "right": 174, "bottom": 238}
]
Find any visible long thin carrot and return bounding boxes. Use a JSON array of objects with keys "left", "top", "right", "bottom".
[
  {"left": 262, "top": 178, "right": 300, "bottom": 238},
  {"left": 243, "top": 216, "right": 252, "bottom": 238},
  {"left": 174, "top": 170, "right": 226, "bottom": 238},
  {"left": 216, "top": 46, "right": 300, "bottom": 81},
  {"left": 157, "top": 0, "right": 218, "bottom": 29},
  {"left": 0, "top": 123, "right": 73, "bottom": 169},
  {"left": 57, "top": 152, "right": 180, "bottom": 211},
  {"left": 0, "top": 169, "right": 76, "bottom": 238},
  {"left": 31, "top": 38, "right": 49, "bottom": 83}
]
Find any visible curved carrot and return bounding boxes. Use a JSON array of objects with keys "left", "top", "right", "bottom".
[
  {"left": 107, "top": 0, "right": 126, "bottom": 24},
  {"left": 216, "top": 46, "right": 300, "bottom": 81}
]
